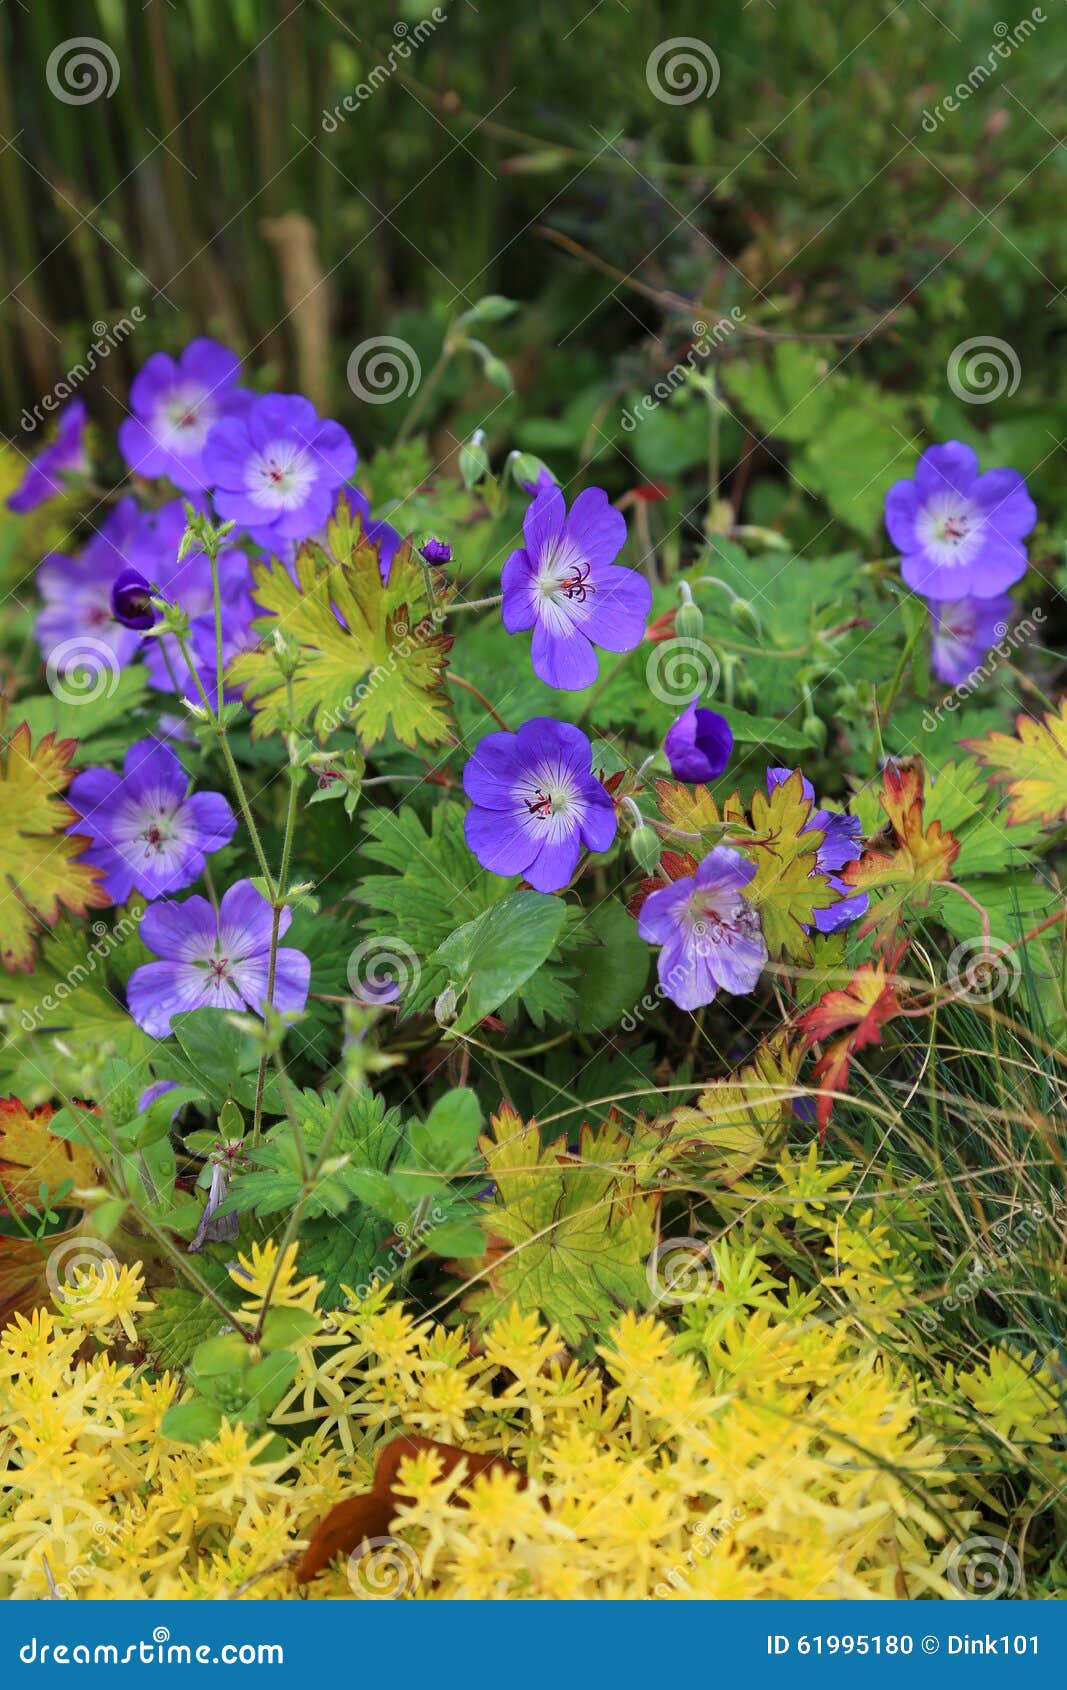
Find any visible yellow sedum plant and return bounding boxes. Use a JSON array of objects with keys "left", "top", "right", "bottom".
[{"left": 1, "top": 1217, "right": 1035, "bottom": 1602}]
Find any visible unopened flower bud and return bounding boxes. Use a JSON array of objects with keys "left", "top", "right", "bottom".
[
  {"left": 630, "top": 823, "right": 662, "bottom": 875},
  {"left": 675, "top": 597, "right": 704, "bottom": 640},
  {"left": 729, "top": 598, "right": 761, "bottom": 638},
  {"left": 111, "top": 568, "right": 155, "bottom": 630}
]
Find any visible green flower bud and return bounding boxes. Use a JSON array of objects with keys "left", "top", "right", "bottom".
[
  {"left": 675, "top": 597, "right": 705, "bottom": 640},
  {"left": 729, "top": 597, "right": 762, "bottom": 638},
  {"left": 630, "top": 823, "right": 662, "bottom": 876},
  {"left": 459, "top": 429, "right": 490, "bottom": 489},
  {"left": 802, "top": 713, "right": 827, "bottom": 751}
]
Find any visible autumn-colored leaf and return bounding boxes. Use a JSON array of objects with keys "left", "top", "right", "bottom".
[
  {"left": 0, "top": 725, "right": 109, "bottom": 973},
  {"left": 843, "top": 762, "right": 959, "bottom": 944},
  {"left": 453, "top": 1104, "right": 659, "bottom": 1347},
  {"left": 798, "top": 945, "right": 907, "bottom": 1135},
  {"left": 745, "top": 770, "right": 836, "bottom": 961},
  {"left": 625, "top": 848, "right": 697, "bottom": 919},
  {"left": 655, "top": 777, "right": 723, "bottom": 835},
  {"left": 964, "top": 699, "right": 1067, "bottom": 827},
  {"left": 230, "top": 510, "right": 454, "bottom": 750},
  {"left": 296, "top": 1434, "right": 528, "bottom": 1582},
  {"left": 0, "top": 1097, "right": 98, "bottom": 1212}
]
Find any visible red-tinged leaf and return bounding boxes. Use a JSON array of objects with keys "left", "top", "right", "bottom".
[
  {"left": 0, "top": 725, "right": 109, "bottom": 972},
  {"left": 798, "top": 946, "right": 907, "bottom": 1136},
  {"left": 963, "top": 698, "right": 1067, "bottom": 826},
  {"left": 625, "top": 850, "right": 698, "bottom": 919},
  {"left": 843, "top": 762, "right": 959, "bottom": 945},
  {"left": 296, "top": 1434, "right": 528, "bottom": 1582}
]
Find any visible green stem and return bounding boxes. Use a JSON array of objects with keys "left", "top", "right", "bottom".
[
  {"left": 171, "top": 625, "right": 275, "bottom": 895},
  {"left": 396, "top": 346, "right": 451, "bottom": 443},
  {"left": 252, "top": 752, "right": 301, "bottom": 1144}
]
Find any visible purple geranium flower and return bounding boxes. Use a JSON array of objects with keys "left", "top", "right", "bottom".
[
  {"left": 663, "top": 694, "right": 733, "bottom": 783},
  {"left": 884, "top": 442, "right": 1036, "bottom": 601},
  {"left": 637, "top": 846, "right": 767, "bottom": 1011},
  {"left": 766, "top": 768, "right": 868, "bottom": 935},
  {"left": 929, "top": 594, "right": 1013, "bottom": 687},
  {"left": 119, "top": 339, "right": 249, "bottom": 492},
  {"left": 35, "top": 497, "right": 149, "bottom": 676},
  {"left": 67, "top": 737, "right": 236, "bottom": 904},
  {"left": 127, "top": 879, "right": 310, "bottom": 1038},
  {"left": 8, "top": 401, "right": 89, "bottom": 512},
  {"left": 501, "top": 485, "right": 651, "bottom": 689},
  {"left": 206, "top": 394, "right": 357, "bottom": 550},
  {"left": 463, "top": 716, "right": 617, "bottom": 893}
]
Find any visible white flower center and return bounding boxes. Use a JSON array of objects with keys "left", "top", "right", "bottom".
[
  {"left": 917, "top": 492, "right": 983, "bottom": 569},
  {"left": 687, "top": 890, "right": 758, "bottom": 954},
  {"left": 246, "top": 440, "right": 317, "bottom": 513},
  {"left": 514, "top": 761, "right": 586, "bottom": 841},
  {"left": 157, "top": 383, "right": 214, "bottom": 452},
  {"left": 532, "top": 538, "right": 596, "bottom": 631}
]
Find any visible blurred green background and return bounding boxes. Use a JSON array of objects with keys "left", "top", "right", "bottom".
[{"left": 1, "top": 0, "right": 1065, "bottom": 501}]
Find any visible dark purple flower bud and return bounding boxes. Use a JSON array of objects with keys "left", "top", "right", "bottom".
[
  {"left": 421, "top": 537, "right": 452, "bottom": 564},
  {"left": 111, "top": 567, "right": 156, "bottom": 630},
  {"left": 663, "top": 695, "right": 733, "bottom": 783}
]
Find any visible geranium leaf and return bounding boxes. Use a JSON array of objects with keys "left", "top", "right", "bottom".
[
  {"left": 452, "top": 1104, "right": 659, "bottom": 1347},
  {"left": 964, "top": 699, "right": 1067, "bottom": 827},
  {"left": 0, "top": 725, "right": 109, "bottom": 972},
  {"left": 230, "top": 524, "right": 454, "bottom": 751},
  {"left": 843, "top": 761, "right": 959, "bottom": 943}
]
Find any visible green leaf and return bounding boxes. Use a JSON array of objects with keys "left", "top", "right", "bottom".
[
  {"left": 230, "top": 520, "right": 453, "bottom": 749},
  {"left": 165, "top": 1009, "right": 286, "bottom": 1115},
  {"left": 260, "top": 1306, "right": 319, "bottom": 1351},
  {"left": 726, "top": 709, "right": 815, "bottom": 753},
  {"left": 435, "top": 890, "right": 568, "bottom": 1032},
  {"left": 408, "top": 1087, "right": 483, "bottom": 1172},
  {"left": 358, "top": 801, "right": 510, "bottom": 1013},
  {"left": 192, "top": 1332, "right": 249, "bottom": 1377},
  {"left": 570, "top": 902, "right": 651, "bottom": 1034},
  {"left": 13, "top": 668, "right": 151, "bottom": 765},
  {"left": 161, "top": 1398, "right": 224, "bottom": 1444}
]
